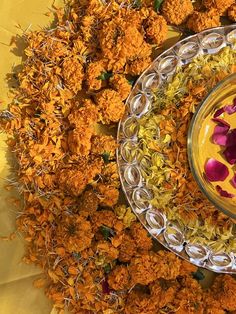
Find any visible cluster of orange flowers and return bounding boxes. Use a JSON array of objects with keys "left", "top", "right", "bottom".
[
  {"left": 1, "top": 0, "right": 236, "bottom": 313},
  {"left": 162, "top": 0, "right": 236, "bottom": 33}
]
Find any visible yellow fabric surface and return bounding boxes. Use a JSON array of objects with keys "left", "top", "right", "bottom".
[{"left": 0, "top": 1, "right": 62, "bottom": 313}]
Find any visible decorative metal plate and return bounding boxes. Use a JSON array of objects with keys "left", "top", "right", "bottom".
[{"left": 117, "top": 25, "right": 236, "bottom": 274}]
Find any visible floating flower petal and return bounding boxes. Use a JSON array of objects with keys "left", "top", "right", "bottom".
[
  {"left": 223, "top": 146, "right": 236, "bottom": 165},
  {"left": 226, "top": 129, "right": 236, "bottom": 147},
  {"left": 204, "top": 158, "right": 229, "bottom": 182},
  {"left": 224, "top": 98, "right": 236, "bottom": 115},
  {"left": 212, "top": 117, "right": 230, "bottom": 129},
  {"left": 212, "top": 132, "right": 228, "bottom": 146},
  {"left": 231, "top": 173, "right": 236, "bottom": 188},
  {"left": 212, "top": 118, "right": 230, "bottom": 146},
  {"left": 213, "top": 98, "right": 236, "bottom": 117},
  {"left": 216, "top": 185, "right": 235, "bottom": 198},
  {"left": 213, "top": 107, "right": 225, "bottom": 118}
]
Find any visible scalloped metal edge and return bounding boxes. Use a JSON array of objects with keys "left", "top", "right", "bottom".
[{"left": 117, "top": 25, "right": 236, "bottom": 274}]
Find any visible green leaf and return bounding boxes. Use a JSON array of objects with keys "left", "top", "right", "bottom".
[
  {"left": 102, "top": 151, "right": 110, "bottom": 164},
  {"left": 97, "top": 72, "right": 113, "bottom": 81},
  {"left": 104, "top": 264, "right": 112, "bottom": 274},
  {"left": 72, "top": 252, "right": 81, "bottom": 260},
  {"left": 100, "top": 226, "right": 115, "bottom": 240},
  {"left": 133, "top": 0, "right": 141, "bottom": 8},
  {"left": 154, "top": 0, "right": 164, "bottom": 11},
  {"left": 128, "top": 76, "right": 138, "bottom": 86},
  {"left": 100, "top": 226, "right": 111, "bottom": 240},
  {"left": 192, "top": 270, "right": 205, "bottom": 281}
]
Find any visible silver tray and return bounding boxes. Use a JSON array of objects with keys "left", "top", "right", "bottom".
[{"left": 117, "top": 25, "right": 236, "bottom": 274}]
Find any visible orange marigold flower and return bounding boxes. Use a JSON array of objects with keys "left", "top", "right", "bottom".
[
  {"left": 95, "top": 89, "right": 125, "bottom": 124},
  {"left": 77, "top": 189, "right": 99, "bottom": 217},
  {"left": 150, "top": 279, "right": 179, "bottom": 309},
  {"left": 25, "top": 30, "right": 69, "bottom": 62},
  {"left": 187, "top": 9, "right": 221, "bottom": 33},
  {"left": 144, "top": 11, "right": 168, "bottom": 46},
  {"left": 108, "top": 265, "right": 130, "bottom": 291},
  {"left": 58, "top": 167, "right": 88, "bottom": 196},
  {"left": 67, "top": 99, "right": 98, "bottom": 156},
  {"left": 67, "top": 127, "right": 93, "bottom": 156},
  {"left": 62, "top": 55, "right": 84, "bottom": 94},
  {"left": 96, "top": 183, "right": 119, "bottom": 207},
  {"left": 179, "top": 259, "right": 197, "bottom": 277},
  {"left": 56, "top": 214, "right": 94, "bottom": 253},
  {"left": 109, "top": 74, "right": 131, "bottom": 101},
  {"left": 91, "top": 135, "right": 117, "bottom": 159},
  {"left": 98, "top": 16, "right": 152, "bottom": 68},
  {"left": 118, "top": 233, "right": 137, "bottom": 262},
  {"left": 68, "top": 99, "right": 98, "bottom": 128},
  {"left": 125, "top": 57, "right": 152, "bottom": 76},
  {"left": 173, "top": 277, "right": 204, "bottom": 314},
  {"left": 101, "top": 162, "right": 120, "bottom": 188},
  {"left": 130, "top": 222, "right": 153, "bottom": 251},
  {"left": 80, "top": 15, "right": 96, "bottom": 42},
  {"left": 129, "top": 251, "right": 182, "bottom": 285},
  {"left": 90, "top": 210, "right": 118, "bottom": 232},
  {"left": 125, "top": 290, "right": 157, "bottom": 314},
  {"left": 96, "top": 240, "right": 119, "bottom": 260},
  {"left": 161, "top": 0, "right": 194, "bottom": 25},
  {"left": 86, "top": 60, "right": 108, "bottom": 91},
  {"left": 211, "top": 275, "right": 236, "bottom": 311},
  {"left": 228, "top": 3, "right": 236, "bottom": 21},
  {"left": 204, "top": 292, "right": 225, "bottom": 314},
  {"left": 58, "top": 157, "right": 102, "bottom": 196},
  {"left": 129, "top": 252, "right": 158, "bottom": 285},
  {"left": 155, "top": 250, "right": 182, "bottom": 280},
  {"left": 203, "top": 0, "right": 234, "bottom": 15}
]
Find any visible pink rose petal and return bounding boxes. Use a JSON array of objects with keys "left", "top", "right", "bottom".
[
  {"left": 212, "top": 133, "right": 228, "bottom": 146},
  {"left": 212, "top": 118, "right": 230, "bottom": 128},
  {"left": 226, "top": 129, "right": 236, "bottom": 147},
  {"left": 212, "top": 118, "right": 230, "bottom": 146},
  {"left": 223, "top": 146, "right": 236, "bottom": 165},
  {"left": 231, "top": 173, "right": 236, "bottom": 188},
  {"left": 213, "top": 129, "right": 236, "bottom": 147},
  {"left": 213, "top": 107, "right": 225, "bottom": 118},
  {"left": 204, "top": 158, "right": 229, "bottom": 182},
  {"left": 216, "top": 185, "right": 235, "bottom": 198},
  {"left": 224, "top": 97, "right": 236, "bottom": 115},
  {"left": 224, "top": 105, "right": 236, "bottom": 115},
  {"left": 214, "top": 124, "right": 230, "bottom": 134},
  {"left": 213, "top": 98, "right": 236, "bottom": 118}
]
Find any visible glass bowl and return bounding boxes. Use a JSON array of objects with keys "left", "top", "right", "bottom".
[{"left": 188, "top": 73, "right": 236, "bottom": 220}]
